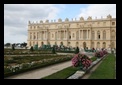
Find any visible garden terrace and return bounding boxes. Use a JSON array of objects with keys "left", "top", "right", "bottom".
[{"left": 4, "top": 54, "right": 74, "bottom": 77}]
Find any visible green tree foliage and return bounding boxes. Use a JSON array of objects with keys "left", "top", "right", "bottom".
[
  {"left": 75, "top": 46, "right": 79, "bottom": 54},
  {"left": 52, "top": 46, "right": 56, "bottom": 54},
  {"left": 30, "top": 46, "right": 34, "bottom": 52},
  {"left": 12, "top": 44, "right": 15, "bottom": 50}
]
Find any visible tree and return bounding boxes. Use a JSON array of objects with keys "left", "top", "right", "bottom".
[
  {"left": 52, "top": 46, "right": 56, "bottom": 54},
  {"left": 20, "top": 42, "right": 27, "bottom": 48},
  {"left": 4, "top": 43, "right": 11, "bottom": 48},
  {"left": 30, "top": 46, "right": 33, "bottom": 52},
  {"left": 12, "top": 44, "right": 15, "bottom": 50},
  {"left": 75, "top": 46, "right": 79, "bottom": 54}
]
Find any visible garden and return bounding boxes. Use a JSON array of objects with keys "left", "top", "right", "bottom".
[{"left": 4, "top": 54, "right": 75, "bottom": 77}]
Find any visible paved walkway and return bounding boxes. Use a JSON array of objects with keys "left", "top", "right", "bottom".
[{"left": 5, "top": 61, "right": 72, "bottom": 79}]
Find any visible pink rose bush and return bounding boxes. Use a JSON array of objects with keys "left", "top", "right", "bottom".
[
  {"left": 94, "top": 50, "right": 108, "bottom": 58},
  {"left": 71, "top": 53, "right": 92, "bottom": 70}
]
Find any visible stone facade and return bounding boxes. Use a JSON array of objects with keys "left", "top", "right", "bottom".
[{"left": 27, "top": 14, "right": 116, "bottom": 49}]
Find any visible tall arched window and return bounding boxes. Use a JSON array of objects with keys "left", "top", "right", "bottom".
[
  {"left": 76, "top": 42, "right": 79, "bottom": 47},
  {"left": 73, "top": 33, "right": 75, "bottom": 38},
  {"left": 76, "top": 31, "right": 79, "bottom": 40},
  {"left": 97, "top": 42, "right": 100, "bottom": 48},
  {"left": 97, "top": 31, "right": 100, "bottom": 40},
  {"left": 103, "top": 30, "right": 106, "bottom": 40},
  {"left": 48, "top": 32, "right": 50, "bottom": 40},
  {"left": 68, "top": 42, "right": 70, "bottom": 46},
  {"left": 103, "top": 42, "right": 106, "bottom": 48},
  {"left": 55, "top": 32, "right": 57, "bottom": 40},
  {"left": 111, "top": 30, "right": 115, "bottom": 40},
  {"left": 69, "top": 31, "right": 71, "bottom": 39},
  {"left": 30, "top": 34, "right": 32, "bottom": 40},
  {"left": 60, "top": 42, "right": 63, "bottom": 45},
  {"left": 34, "top": 35, "right": 36, "bottom": 40},
  {"left": 55, "top": 42, "right": 57, "bottom": 45},
  {"left": 92, "top": 31, "right": 95, "bottom": 40},
  {"left": 48, "top": 42, "right": 50, "bottom": 45},
  {"left": 111, "top": 42, "right": 115, "bottom": 49},
  {"left": 83, "top": 42, "right": 86, "bottom": 49},
  {"left": 52, "top": 34, "right": 54, "bottom": 38},
  {"left": 91, "top": 42, "right": 94, "bottom": 48},
  {"left": 41, "top": 42, "right": 44, "bottom": 46},
  {"left": 30, "top": 41, "right": 31, "bottom": 46}
]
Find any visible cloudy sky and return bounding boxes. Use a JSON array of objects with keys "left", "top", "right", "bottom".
[{"left": 4, "top": 4, "right": 116, "bottom": 44}]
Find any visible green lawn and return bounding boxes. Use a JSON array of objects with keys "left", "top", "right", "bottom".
[
  {"left": 88, "top": 54, "right": 116, "bottom": 79},
  {"left": 42, "top": 66, "right": 79, "bottom": 79}
]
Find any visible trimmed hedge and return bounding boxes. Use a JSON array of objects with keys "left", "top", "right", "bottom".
[{"left": 56, "top": 51, "right": 75, "bottom": 53}]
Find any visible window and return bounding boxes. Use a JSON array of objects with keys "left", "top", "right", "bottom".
[
  {"left": 34, "top": 35, "right": 36, "bottom": 39},
  {"left": 97, "top": 31, "right": 100, "bottom": 39},
  {"left": 103, "top": 31, "right": 106, "bottom": 40},
  {"left": 73, "top": 33, "right": 75, "bottom": 38},
  {"left": 97, "top": 42, "right": 100, "bottom": 48},
  {"left": 52, "top": 34, "right": 54, "bottom": 38},
  {"left": 103, "top": 42, "right": 106, "bottom": 48},
  {"left": 111, "top": 30, "right": 115, "bottom": 39},
  {"left": 92, "top": 31, "right": 95, "bottom": 40},
  {"left": 112, "top": 22, "right": 115, "bottom": 25}
]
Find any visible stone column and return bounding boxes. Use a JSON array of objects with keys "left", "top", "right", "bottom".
[
  {"left": 36, "top": 32, "right": 38, "bottom": 40},
  {"left": 101, "top": 30, "right": 103, "bottom": 40},
  {"left": 95, "top": 30, "right": 97, "bottom": 40},
  {"left": 64, "top": 30, "right": 65, "bottom": 39},
  {"left": 87, "top": 29, "right": 88, "bottom": 40},
  {"left": 42, "top": 31, "right": 43, "bottom": 40},
  {"left": 45, "top": 31, "right": 46, "bottom": 39},
  {"left": 59, "top": 31, "right": 60, "bottom": 40},
  {"left": 35, "top": 33, "right": 36, "bottom": 40},
  {"left": 82, "top": 30, "right": 83, "bottom": 40},
  {"left": 32, "top": 32, "right": 33, "bottom": 40},
  {"left": 45, "top": 31, "right": 47, "bottom": 40},
  {"left": 79, "top": 30, "right": 80, "bottom": 39},
  {"left": 40, "top": 32, "right": 41, "bottom": 40},
  {"left": 57, "top": 31, "right": 59, "bottom": 39},
  {"left": 89, "top": 30, "right": 91, "bottom": 40}
]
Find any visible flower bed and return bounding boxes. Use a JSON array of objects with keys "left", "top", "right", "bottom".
[
  {"left": 71, "top": 53, "right": 92, "bottom": 70},
  {"left": 94, "top": 50, "right": 108, "bottom": 58}
]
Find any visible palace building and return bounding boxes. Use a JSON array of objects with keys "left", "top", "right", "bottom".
[{"left": 27, "top": 14, "right": 116, "bottom": 49}]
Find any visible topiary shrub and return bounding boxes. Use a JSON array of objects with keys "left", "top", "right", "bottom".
[
  {"left": 75, "top": 46, "right": 79, "bottom": 54},
  {"left": 30, "top": 46, "right": 34, "bottom": 52},
  {"left": 52, "top": 46, "right": 56, "bottom": 54}
]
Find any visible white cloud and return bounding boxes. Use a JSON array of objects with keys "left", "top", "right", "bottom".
[
  {"left": 4, "top": 4, "right": 63, "bottom": 44},
  {"left": 77, "top": 4, "right": 116, "bottom": 19}
]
